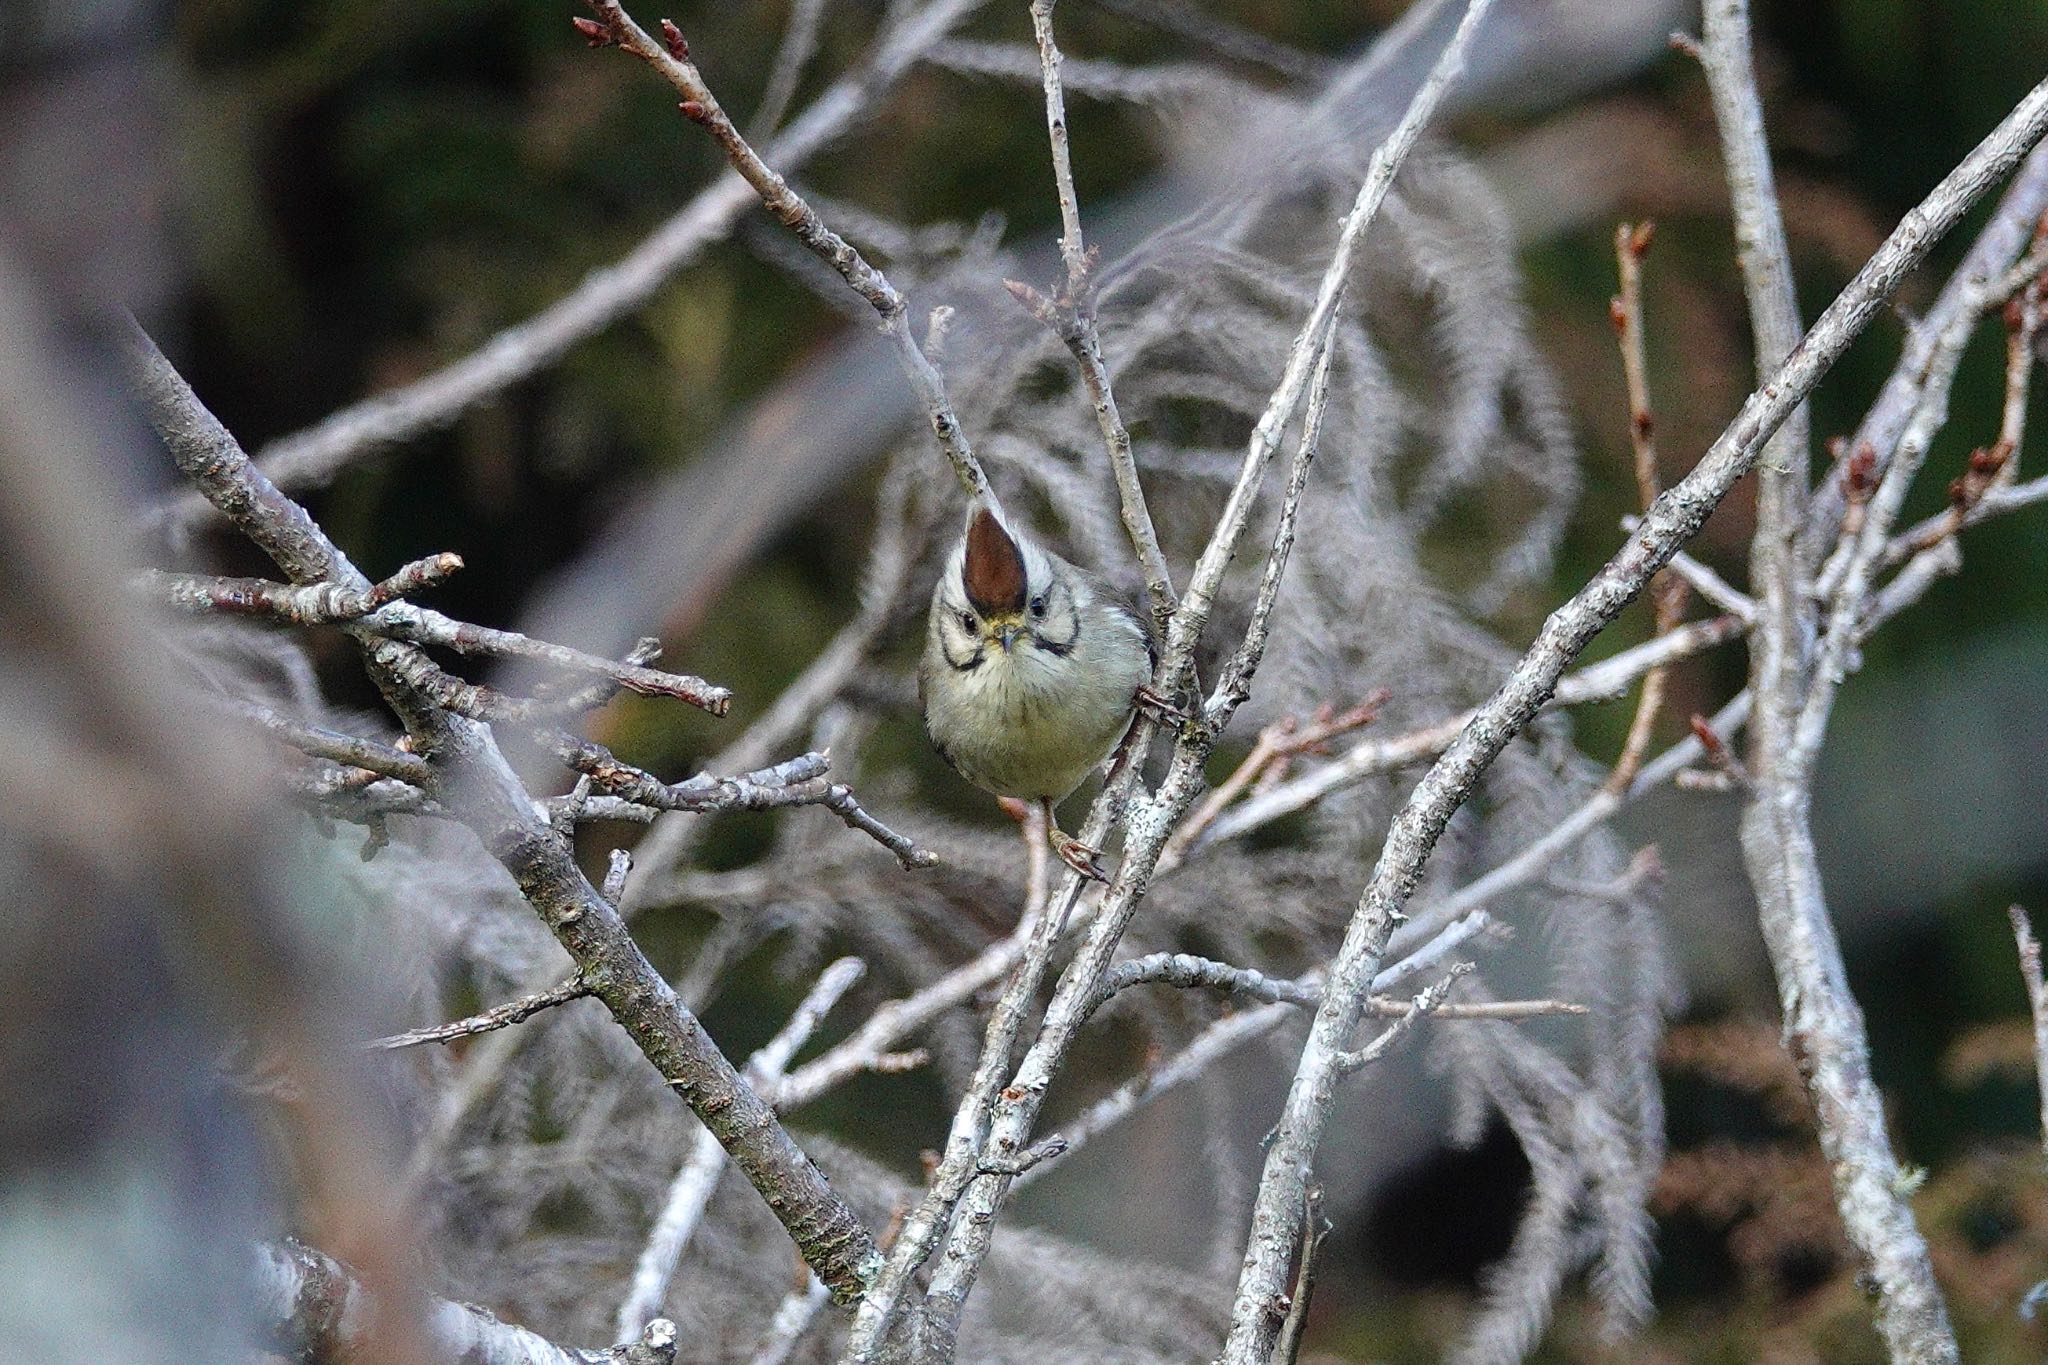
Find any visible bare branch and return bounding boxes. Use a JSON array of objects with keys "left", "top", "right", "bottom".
[
  {"left": 1332, "top": 962, "right": 1474, "bottom": 1073},
  {"left": 1221, "top": 74, "right": 2048, "bottom": 1365},
  {"left": 1604, "top": 219, "right": 1688, "bottom": 793},
  {"left": 372, "top": 975, "right": 590, "bottom": 1051},
  {"left": 900, "top": 3, "right": 1513, "bottom": 1353},
  {"left": 122, "top": 319, "right": 885, "bottom": 1306},
  {"left": 2010, "top": 906, "right": 2048, "bottom": 1161},
  {"left": 1199, "top": 614, "right": 1745, "bottom": 851},
  {"left": 585, "top": 0, "right": 991, "bottom": 502},
  {"left": 224, "top": 699, "right": 432, "bottom": 786},
  {"left": 142, "top": 552, "right": 463, "bottom": 623},
  {"left": 149, "top": 0, "right": 987, "bottom": 522},
  {"left": 1017, "top": 0, "right": 1175, "bottom": 621},
  {"left": 259, "top": 1239, "right": 678, "bottom": 1365},
  {"left": 617, "top": 959, "right": 869, "bottom": 1340},
  {"left": 749, "top": 0, "right": 832, "bottom": 138},
  {"left": 745, "top": 1277, "right": 831, "bottom": 1365}
]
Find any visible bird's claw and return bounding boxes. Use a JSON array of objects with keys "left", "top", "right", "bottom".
[
  {"left": 1052, "top": 831, "right": 1109, "bottom": 883},
  {"left": 1134, "top": 685, "right": 1191, "bottom": 726}
]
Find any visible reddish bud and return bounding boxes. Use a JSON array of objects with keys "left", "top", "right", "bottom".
[
  {"left": 1608, "top": 296, "right": 1627, "bottom": 333},
  {"left": 571, "top": 15, "right": 611, "bottom": 45},
  {"left": 1633, "top": 411, "right": 1655, "bottom": 443},
  {"left": 660, "top": 18, "right": 688, "bottom": 58},
  {"left": 2006, "top": 295, "right": 2027, "bottom": 331},
  {"left": 677, "top": 99, "right": 706, "bottom": 121},
  {"left": 1627, "top": 220, "right": 1657, "bottom": 257},
  {"left": 1688, "top": 713, "right": 1726, "bottom": 762},
  {"left": 1843, "top": 441, "right": 1878, "bottom": 499}
]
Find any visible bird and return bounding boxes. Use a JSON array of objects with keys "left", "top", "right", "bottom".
[{"left": 919, "top": 500, "right": 1157, "bottom": 881}]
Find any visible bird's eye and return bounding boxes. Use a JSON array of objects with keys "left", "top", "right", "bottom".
[
  {"left": 958, "top": 611, "right": 977, "bottom": 634},
  {"left": 1029, "top": 595, "right": 1047, "bottom": 618}
]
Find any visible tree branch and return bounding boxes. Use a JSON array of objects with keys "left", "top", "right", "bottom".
[
  {"left": 148, "top": 0, "right": 988, "bottom": 525},
  {"left": 1219, "top": 72, "right": 2048, "bottom": 1365},
  {"left": 258, "top": 1239, "right": 679, "bottom": 1365},
  {"left": 121, "top": 319, "right": 885, "bottom": 1306},
  {"left": 584, "top": 0, "right": 991, "bottom": 502}
]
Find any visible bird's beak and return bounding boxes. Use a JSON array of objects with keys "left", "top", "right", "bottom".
[{"left": 996, "top": 623, "right": 1020, "bottom": 652}]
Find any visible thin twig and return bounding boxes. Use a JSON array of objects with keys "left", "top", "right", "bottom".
[
  {"left": 1332, "top": 962, "right": 1474, "bottom": 1073},
  {"left": 1605, "top": 219, "right": 1689, "bottom": 793},
  {"left": 1016, "top": 0, "right": 1175, "bottom": 622},
  {"left": 1199, "top": 614, "right": 1746, "bottom": 851},
  {"left": 371, "top": 975, "right": 590, "bottom": 1051}
]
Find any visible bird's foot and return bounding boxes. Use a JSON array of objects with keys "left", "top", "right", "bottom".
[
  {"left": 1050, "top": 828, "right": 1109, "bottom": 883},
  {"left": 1134, "top": 684, "right": 1191, "bottom": 726},
  {"left": 997, "top": 796, "right": 1034, "bottom": 825}
]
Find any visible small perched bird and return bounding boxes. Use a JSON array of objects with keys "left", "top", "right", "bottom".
[{"left": 920, "top": 501, "right": 1155, "bottom": 879}]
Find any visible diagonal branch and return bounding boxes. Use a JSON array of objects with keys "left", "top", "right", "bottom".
[
  {"left": 583, "top": 0, "right": 990, "bottom": 502},
  {"left": 121, "top": 319, "right": 884, "bottom": 1306},
  {"left": 1219, "top": 71, "right": 2048, "bottom": 1365},
  {"left": 149, "top": 0, "right": 988, "bottom": 527}
]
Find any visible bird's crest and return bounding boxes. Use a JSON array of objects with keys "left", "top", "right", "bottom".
[{"left": 962, "top": 505, "right": 1027, "bottom": 616}]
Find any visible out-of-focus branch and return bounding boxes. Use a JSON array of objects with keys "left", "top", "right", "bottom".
[
  {"left": 257, "top": 1240, "right": 679, "bottom": 1365},
  {"left": 2009, "top": 907, "right": 2048, "bottom": 1160},
  {"left": 1221, "top": 72, "right": 2048, "bottom": 1365},
  {"left": 583, "top": 0, "right": 991, "bottom": 503}
]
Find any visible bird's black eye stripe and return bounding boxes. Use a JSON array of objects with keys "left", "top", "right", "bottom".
[{"left": 1029, "top": 595, "right": 1047, "bottom": 617}]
